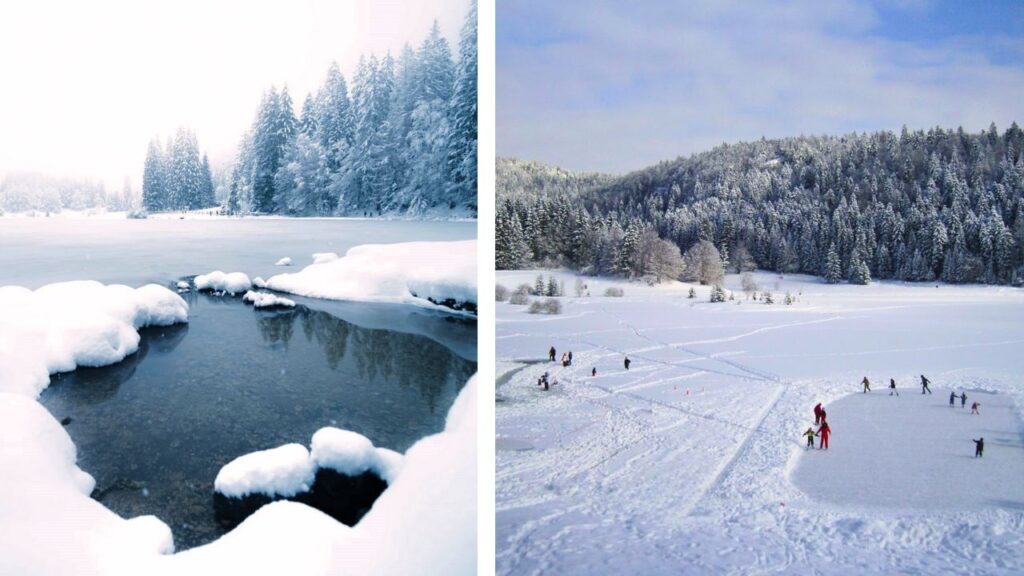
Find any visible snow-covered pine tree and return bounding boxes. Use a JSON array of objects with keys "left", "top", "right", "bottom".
[
  {"left": 142, "top": 139, "right": 166, "bottom": 212},
  {"left": 709, "top": 285, "right": 726, "bottom": 303},
  {"left": 824, "top": 244, "right": 842, "bottom": 284},
  {"left": 446, "top": 0, "right": 477, "bottom": 213}
]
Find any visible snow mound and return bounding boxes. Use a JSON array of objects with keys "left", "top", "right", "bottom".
[
  {"left": 193, "top": 271, "right": 252, "bottom": 295},
  {"left": 310, "top": 428, "right": 400, "bottom": 480},
  {"left": 275, "top": 257, "right": 292, "bottom": 266},
  {"left": 214, "top": 444, "right": 315, "bottom": 499},
  {"left": 252, "top": 277, "right": 267, "bottom": 289},
  {"left": 0, "top": 281, "right": 188, "bottom": 397},
  {"left": 267, "top": 240, "right": 477, "bottom": 311},
  {"left": 242, "top": 291, "right": 296, "bottom": 309},
  {"left": 312, "top": 252, "right": 338, "bottom": 264},
  {"left": 175, "top": 281, "right": 190, "bottom": 290}
]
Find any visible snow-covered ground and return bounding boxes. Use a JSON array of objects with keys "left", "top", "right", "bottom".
[{"left": 496, "top": 270, "right": 1024, "bottom": 575}]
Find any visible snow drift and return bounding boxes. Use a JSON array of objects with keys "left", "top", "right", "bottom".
[
  {"left": 193, "top": 271, "right": 252, "bottom": 295},
  {"left": 266, "top": 240, "right": 477, "bottom": 312}
]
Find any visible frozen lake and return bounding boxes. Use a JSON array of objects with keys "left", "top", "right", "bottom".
[
  {"left": 0, "top": 217, "right": 474, "bottom": 288},
  {"left": 496, "top": 270, "right": 1024, "bottom": 576},
  {"left": 3, "top": 217, "right": 476, "bottom": 552}
]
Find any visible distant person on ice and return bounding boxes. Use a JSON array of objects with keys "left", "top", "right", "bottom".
[
  {"left": 889, "top": 378, "right": 899, "bottom": 396},
  {"left": 862, "top": 377, "right": 871, "bottom": 393},
  {"left": 817, "top": 421, "right": 831, "bottom": 449},
  {"left": 568, "top": 351, "right": 573, "bottom": 365},
  {"left": 624, "top": 357, "right": 631, "bottom": 370},
  {"left": 591, "top": 367, "right": 596, "bottom": 377},
  {"left": 949, "top": 391, "right": 956, "bottom": 407},
  {"left": 813, "top": 403, "right": 824, "bottom": 425},
  {"left": 973, "top": 437, "right": 984, "bottom": 458},
  {"left": 971, "top": 401, "right": 980, "bottom": 414},
  {"left": 803, "top": 427, "right": 817, "bottom": 448},
  {"left": 549, "top": 346, "right": 556, "bottom": 362},
  {"left": 921, "top": 374, "right": 932, "bottom": 394},
  {"left": 960, "top": 391, "right": 967, "bottom": 408}
]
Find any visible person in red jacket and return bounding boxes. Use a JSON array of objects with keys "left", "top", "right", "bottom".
[
  {"left": 818, "top": 421, "right": 831, "bottom": 449},
  {"left": 813, "top": 403, "right": 823, "bottom": 425}
]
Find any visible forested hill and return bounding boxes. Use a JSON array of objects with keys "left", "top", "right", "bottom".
[
  {"left": 496, "top": 158, "right": 616, "bottom": 202},
  {"left": 497, "top": 124, "right": 1024, "bottom": 285}
]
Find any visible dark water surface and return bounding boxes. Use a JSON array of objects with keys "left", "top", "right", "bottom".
[{"left": 40, "top": 291, "right": 476, "bottom": 550}]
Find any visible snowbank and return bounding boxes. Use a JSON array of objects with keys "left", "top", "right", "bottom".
[
  {"left": 0, "top": 281, "right": 189, "bottom": 398},
  {"left": 242, "top": 291, "right": 296, "bottom": 309},
  {"left": 266, "top": 240, "right": 477, "bottom": 312},
  {"left": 214, "top": 444, "right": 316, "bottom": 499},
  {"left": 275, "top": 257, "right": 292, "bottom": 266},
  {"left": 312, "top": 252, "right": 339, "bottom": 264},
  {"left": 193, "top": 271, "right": 252, "bottom": 295},
  {"left": 0, "top": 281, "right": 188, "bottom": 575}
]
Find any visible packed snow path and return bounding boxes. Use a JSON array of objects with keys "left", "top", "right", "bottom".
[{"left": 496, "top": 271, "right": 1024, "bottom": 575}]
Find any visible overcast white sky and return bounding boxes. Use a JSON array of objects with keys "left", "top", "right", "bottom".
[
  {"left": 498, "top": 0, "right": 1024, "bottom": 174},
  {"left": 0, "top": 0, "right": 470, "bottom": 189}
]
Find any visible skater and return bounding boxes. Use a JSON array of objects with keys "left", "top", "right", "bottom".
[
  {"left": 624, "top": 357, "right": 631, "bottom": 371},
  {"left": 549, "top": 346, "right": 556, "bottom": 362},
  {"left": 591, "top": 367, "right": 597, "bottom": 377},
  {"left": 921, "top": 374, "right": 932, "bottom": 394},
  {"left": 568, "top": 351, "right": 573, "bottom": 366},
  {"left": 802, "top": 427, "right": 817, "bottom": 448},
  {"left": 813, "top": 403, "right": 824, "bottom": 425},
  {"left": 889, "top": 378, "right": 899, "bottom": 396},
  {"left": 971, "top": 401, "right": 980, "bottom": 414},
  {"left": 561, "top": 352, "right": 569, "bottom": 368},
  {"left": 960, "top": 391, "right": 967, "bottom": 408},
  {"left": 818, "top": 421, "right": 831, "bottom": 449},
  {"left": 862, "top": 376, "right": 871, "bottom": 393},
  {"left": 949, "top": 391, "right": 956, "bottom": 407},
  {"left": 973, "top": 437, "right": 984, "bottom": 457}
]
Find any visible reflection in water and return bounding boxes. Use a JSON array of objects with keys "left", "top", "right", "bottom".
[{"left": 40, "top": 292, "right": 476, "bottom": 551}]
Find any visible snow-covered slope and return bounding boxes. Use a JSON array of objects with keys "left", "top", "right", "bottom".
[{"left": 496, "top": 270, "right": 1024, "bottom": 575}]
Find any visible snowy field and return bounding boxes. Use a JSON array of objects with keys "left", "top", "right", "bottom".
[{"left": 496, "top": 270, "right": 1024, "bottom": 575}]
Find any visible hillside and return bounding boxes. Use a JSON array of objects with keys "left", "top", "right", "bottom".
[{"left": 497, "top": 124, "right": 1024, "bottom": 285}]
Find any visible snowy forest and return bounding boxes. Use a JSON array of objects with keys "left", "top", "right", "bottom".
[
  {"left": 223, "top": 3, "right": 477, "bottom": 217},
  {"left": 141, "top": 128, "right": 216, "bottom": 211},
  {"left": 0, "top": 172, "right": 133, "bottom": 214},
  {"left": 497, "top": 124, "right": 1024, "bottom": 286}
]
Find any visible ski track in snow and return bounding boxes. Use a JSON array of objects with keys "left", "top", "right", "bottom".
[{"left": 496, "top": 272, "right": 1024, "bottom": 575}]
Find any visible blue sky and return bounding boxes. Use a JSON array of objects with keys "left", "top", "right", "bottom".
[{"left": 497, "top": 0, "right": 1024, "bottom": 174}]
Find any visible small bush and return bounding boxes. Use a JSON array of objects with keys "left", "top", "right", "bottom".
[
  {"left": 528, "top": 298, "right": 562, "bottom": 314},
  {"left": 509, "top": 292, "right": 530, "bottom": 305},
  {"left": 514, "top": 283, "right": 532, "bottom": 296},
  {"left": 709, "top": 285, "right": 726, "bottom": 303},
  {"left": 688, "top": 287, "right": 696, "bottom": 299},
  {"left": 763, "top": 291, "right": 774, "bottom": 304},
  {"left": 604, "top": 287, "right": 625, "bottom": 297},
  {"left": 496, "top": 284, "right": 509, "bottom": 302}
]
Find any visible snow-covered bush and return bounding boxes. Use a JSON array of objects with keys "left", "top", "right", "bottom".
[
  {"left": 496, "top": 284, "right": 509, "bottom": 302},
  {"left": 528, "top": 298, "right": 562, "bottom": 315},
  {"left": 509, "top": 292, "right": 530, "bottom": 305},
  {"left": 709, "top": 285, "right": 727, "bottom": 303},
  {"left": 763, "top": 291, "right": 774, "bottom": 304},
  {"left": 688, "top": 287, "right": 696, "bottom": 299},
  {"left": 604, "top": 287, "right": 624, "bottom": 297}
]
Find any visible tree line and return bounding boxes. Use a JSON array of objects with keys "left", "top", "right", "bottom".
[
  {"left": 226, "top": 2, "right": 476, "bottom": 217},
  {"left": 497, "top": 123, "right": 1024, "bottom": 286}
]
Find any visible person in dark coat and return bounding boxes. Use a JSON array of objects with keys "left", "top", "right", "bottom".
[
  {"left": 889, "top": 378, "right": 899, "bottom": 396},
  {"left": 862, "top": 377, "right": 871, "bottom": 393},
  {"left": 568, "top": 351, "right": 573, "bottom": 365},
  {"left": 921, "top": 374, "right": 932, "bottom": 394},
  {"left": 960, "top": 391, "right": 967, "bottom": 407},
  {"left": 591, "top": 367, "right": 596, "bottom": 377},
  {"left": 624, "top": 357, "right": 631, "bottom": 370},
  {"left": 818, "top": 422, "right": 831, "bottom": 449},
  {"left": 549, "top": 346, "right": 556, "bottom": 362},
  {"left": 949, "top": 391, "right": 956, "bottom": 407},
  {"left": 813, "top": 403, "right": 824, "bottom": 425},
  {"left": 973, "top": 437, "right": 984, "bottom": 458}
]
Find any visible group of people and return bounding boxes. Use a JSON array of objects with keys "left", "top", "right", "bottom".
[
  {"left": 548, "top": 346, "right": 574, "bottom": 368},
  {"left": 811, "top": 374, "right": 987, "bottom": 457},
  {"left": 536, "top": 371, "right": 558, "bottom": 391},
  {"left": 803, "top": 403, "right": 832, "bottom": 449},
  {"left": 861, "top": 374, "right": 935, "bottom": 395}
]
